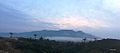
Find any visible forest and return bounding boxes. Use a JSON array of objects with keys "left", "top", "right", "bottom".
[{"left": 0, "top": 37, "right": 119, "bottom": 53}]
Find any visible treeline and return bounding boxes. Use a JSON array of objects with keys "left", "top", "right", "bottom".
[
  {"left": 0, "top": 37, "right": 120, "bottom": 53},
  {"left": 2, "top": 37, "right": 120, "bottom": 53}
]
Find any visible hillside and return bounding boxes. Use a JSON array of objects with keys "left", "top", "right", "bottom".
[
  {"left": 0, "top": 30, "right": 99, "bottom": 39},
  {"left": 0, "top": 37, "right": 120, "bottom": 53}
]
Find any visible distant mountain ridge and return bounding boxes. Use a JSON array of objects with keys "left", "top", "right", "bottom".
[{"left": 0, "top": 30, "right": 99, "bottom": 39}]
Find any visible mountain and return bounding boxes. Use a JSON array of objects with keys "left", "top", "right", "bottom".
[
  {"left": 20, "top": 30, "right": 97, "bottom": 38},
  {"left": 0, "top": 30, "right": 99, "bottom": 39}
]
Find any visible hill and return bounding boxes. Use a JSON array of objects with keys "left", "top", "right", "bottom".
[{"left": 0, "top": 30, "right": 99, "bottom": 39}]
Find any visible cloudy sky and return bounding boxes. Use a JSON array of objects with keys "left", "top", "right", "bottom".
[{"left": 0, "top": 0, "right": 120, "bottom": 38}]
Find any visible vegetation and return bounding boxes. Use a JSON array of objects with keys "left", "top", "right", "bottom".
[
  {"left": 0, "top": 37, "right": 120, "bottom": 53},
  {"left": 9, "top": 32, "right": 13, "bottom": 38}
]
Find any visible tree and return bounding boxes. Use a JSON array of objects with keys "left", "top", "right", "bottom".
[
  {"left": 9, "top": 32, "right": 13, "bottom": 38},
  {"left": 39, "top": 36, "right": 43, "bottom": 40},
  {"left": 34, "top": 34, "right": 37, "bottom": 39},
  {"left": 83, "top": 38, "right": 87, "bottom": 43},
  {"left": 94, "top": 38, "right": 97, "bottom": 41}
]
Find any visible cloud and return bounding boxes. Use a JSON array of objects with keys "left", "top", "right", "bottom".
[
  {"left": 55, "top": 18, "right": 109, "bottom": 29},
  {"left": 103, "top": 0, "right": 120, "bottom": 13},
  {"left": 33, "top": 16, "right": 109, "bottom": 29}
]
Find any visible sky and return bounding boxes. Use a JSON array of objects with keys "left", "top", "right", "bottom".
[{"left": 0, "top": 0, "right": 120, "bottom": 39}]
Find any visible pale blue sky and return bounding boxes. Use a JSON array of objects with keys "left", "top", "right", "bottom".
[{"left": 0, "top": 0, "right": 120, "bottom": 38}]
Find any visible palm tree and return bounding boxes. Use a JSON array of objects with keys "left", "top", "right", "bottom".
[
  {"left": 94, "top": 38, "right": 97, "bottom": 41},
  {"left": 9, "top": 32, "right": 13, "bottom": 38},
  {"left": 83, "top": 38, "right": 87, "bottom": 43},
  {"left": 34, "top": 34, "right": 37, "bottom": 39}
]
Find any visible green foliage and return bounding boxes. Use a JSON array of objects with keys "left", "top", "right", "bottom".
[{"left": 2, "top": 37, "right": 120, "bottom": 53}]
